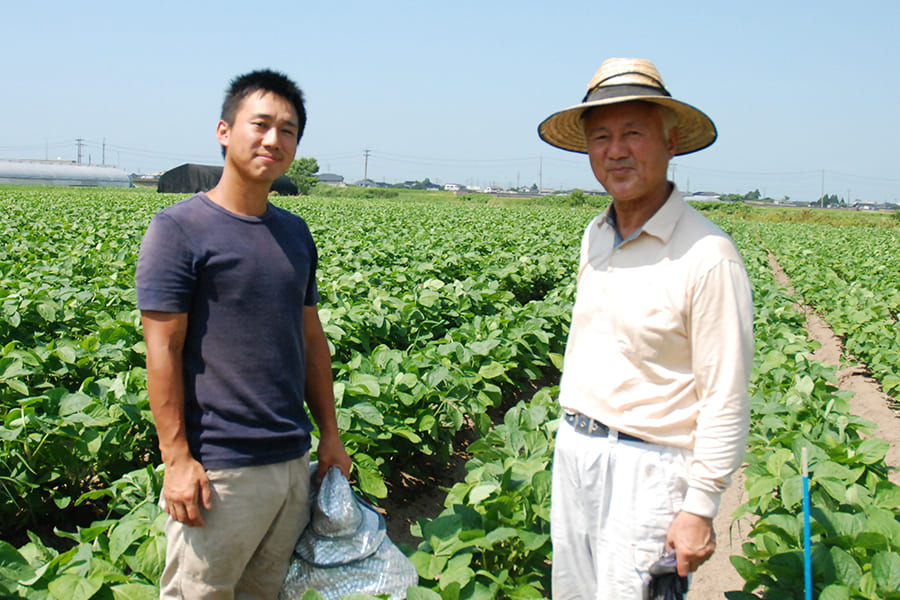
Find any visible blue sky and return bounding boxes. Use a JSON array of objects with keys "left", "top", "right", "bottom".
[{"left": 2, "top": 1, "right": 897, "bottom": 203}]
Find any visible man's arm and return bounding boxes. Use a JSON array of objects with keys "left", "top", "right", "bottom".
[
  {"left": 668, "top": 257, "right": 754, "bottom": 576},
  {"left": 302, "top": 305, "right": 352, "bottom": 481},
  {"left": 142, "top": 310, "right": 212, "bottom": 527}
]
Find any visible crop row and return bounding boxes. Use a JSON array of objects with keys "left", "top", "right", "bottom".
[
  {"left": 750, "top": 222, "right": 900, "bottom": 400},
  {"left": 724, "top": 221, "right": 900, "bottom": 599}
]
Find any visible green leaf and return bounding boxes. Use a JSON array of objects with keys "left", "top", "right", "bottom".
[
  {"left": 348, "top": 374, "right": 381, "bottom": 397},
  {"left": 854, "top": 438, "right": 889, "bottom": 465},
  {"left": 729, "top": 555, "right": 757, "bottom": 581},
  {"left": 406, "top": 587, "right": 443, "bottom": 600},
  {"left": 129, "top": 535, "right": 166, "bottom": 581},
  {"left": 866, "top": 508, "right": 900, "bottom": 546},
  {"left": 58, "top": 392, "right": 93, "bottom": 416},
  {"left": 468, "top": 483, "right": 498, "bottom": 505},
  {"left": 47, "top": 573, "right": 103, "bottom": 600},
  {"left": 871, "top": 551, "right": 900, "bottom": 592},
  {"left": 111, "top": 583, "right": 160, "bottom": 600},
  {"left": 351, "top": 403, "right": 385, "bottom": 426},
  {"left": 355, "top": 458, "right": 387, "bottom": 499},
  {"left": 7, "top": 377, "right": 29, "bottom": 395},
  {"left": 830, "top": 546, "right": 862, "bottom": 588},
  {"left": 394, "top": 372, "right": 419, "bottom": 389},
  {"left": 477, "top": 362, "right": 506, "bottom": 379},
  {"left": 818, "top": 585, "right": 852, "bottom": 600},
  {"left": 874, "top": 479, "right": 900, "bottom": 509},
  {"left": 469, "top": 339, "right": 500, "bottom": 356},
  {"left": 418, "top": 290, "right": 440, "bottom": 307},
  {"left": 0, "top": 541, "right": 36, "bottom": 584},
  {"left": 780, "top": 474, "right": 804, "bottom": 509},
  {"left": 37, "top": 302, "right": 58, "bottom": 322},
  {"left": 747, "top": 475, "right": 779, "bottom": 499},
  {"left": 54, "top": 344, "right": 78, "bottom": 364},
  {"left": 817, "top": 477, "right": 850, "bottom": 502},
  {"left": 426, "top": 366, "right": 449, "bottom": 388},
  {"left": 109, "top": 519, "right": 143, "bottom": 563}
]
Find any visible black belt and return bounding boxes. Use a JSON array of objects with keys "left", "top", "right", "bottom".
[{"left": 564, "top": 413, "right": 645, "bottom": 443}]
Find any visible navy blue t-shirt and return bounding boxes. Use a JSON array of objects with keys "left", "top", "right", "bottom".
[{"left": 136, "top": 193, "right": 318, "bottom": 469}]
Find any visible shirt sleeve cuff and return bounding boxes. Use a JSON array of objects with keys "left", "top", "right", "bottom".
[{"left": 681, "top": 486, "right": 721, "bottom": 519}]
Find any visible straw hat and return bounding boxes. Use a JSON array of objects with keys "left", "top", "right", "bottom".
[{"left": 538, "top": 57, "right": 717, "bottom": 155}]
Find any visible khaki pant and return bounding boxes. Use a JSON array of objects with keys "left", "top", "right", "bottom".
[
  {"left": 160, "top": 456, "right": 311, "bottom": 600},
  {"left": 551, "top": 420, "right": 691, "bottom": 599}
]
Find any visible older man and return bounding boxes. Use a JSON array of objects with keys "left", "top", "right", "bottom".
[{"left": 538, "top": 58, "right": 754, "bottom": 598}]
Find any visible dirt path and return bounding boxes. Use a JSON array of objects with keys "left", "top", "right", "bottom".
[
  {"left": 769, "top": 255, "right": 900, "bottom": 487},
  {"left": 691, "top": 254, "right": 900, "bottom": 599}
]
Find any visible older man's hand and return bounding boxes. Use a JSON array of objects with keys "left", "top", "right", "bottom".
[{"left": 665, "top": 510, "right": 716, "bottom": 576}]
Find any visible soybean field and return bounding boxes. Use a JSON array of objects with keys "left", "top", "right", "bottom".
[{"left": 0, "top": 187, "right": 898, "bottom": 599}]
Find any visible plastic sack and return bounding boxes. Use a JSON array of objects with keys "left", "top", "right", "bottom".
[{"left": 279, "top": 466, "right": 419, "bottom": 600}]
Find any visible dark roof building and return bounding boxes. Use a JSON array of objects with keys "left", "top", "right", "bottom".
[{"left": 158, "top": 163, "right": 297, "bottom": 195}]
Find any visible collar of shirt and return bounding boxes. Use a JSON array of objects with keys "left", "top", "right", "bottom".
[{"left": 602, "top": 184, "right": 686, "bottom": 248}]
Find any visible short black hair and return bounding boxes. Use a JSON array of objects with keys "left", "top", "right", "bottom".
[{"left": 219, "top": 69, "right": 307, "bottom": 157}]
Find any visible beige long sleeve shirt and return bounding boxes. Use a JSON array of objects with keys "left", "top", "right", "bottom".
[{"left": 557, "top": 188, "right": 754, "bottom": 518}]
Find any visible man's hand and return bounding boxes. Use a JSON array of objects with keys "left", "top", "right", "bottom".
[
  {"left": 665, "top": 510, "right": 716, "bottom": 576},
  {"left": 315, "top": 434, "right": 352, "bottom": 483},
  {"left": 162, "top": 456, "right": 212, "bottom": 527}
]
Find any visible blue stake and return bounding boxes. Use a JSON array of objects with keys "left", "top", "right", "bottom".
[{"left": 802, "top": 447, "right": 812, "bottom": 600}]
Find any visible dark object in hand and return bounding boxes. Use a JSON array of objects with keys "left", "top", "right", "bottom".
[{"left": 642, "top": 551, "right": 689, "bottom": 600}]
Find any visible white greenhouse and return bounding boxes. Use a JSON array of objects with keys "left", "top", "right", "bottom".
[{"left": 0, "top": 160, "right": 132, "bottom": 187}]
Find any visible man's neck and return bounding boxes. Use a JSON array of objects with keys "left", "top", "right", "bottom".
[
  {"left": 206, "top": 169, "right": 272, "bottom": 216},
  {"left": 611, "top": 181, "right": 673, "bottom": 240}
]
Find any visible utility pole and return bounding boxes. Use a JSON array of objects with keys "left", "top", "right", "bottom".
[
  {"left": 820, "top": 169, "right": 825, "bottom": 207},
  {"left": 363, "top": 149, "right": 370, "bottom": 186},
  {"left": 76, "top": 138, "right": 85, "bottom": 164},
  {"left": 539, "top": 156, "right": 543, "bottom": 191},
  {"left": 102, "top": 138, "right": 106, "bottom": 166}
]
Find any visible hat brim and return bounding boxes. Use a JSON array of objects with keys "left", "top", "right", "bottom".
[
  {"left": 538, "top": 96, "right": 717, "bottom": 156},
  {"left": 295, "top": 499, "right": 386, "bottom": 567}
]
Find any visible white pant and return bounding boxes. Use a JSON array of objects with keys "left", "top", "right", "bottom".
[
  {"left": 551, "top": 419, "right": 691, "bottom": 599},
  {"left": 160, "top": 456, "right": 311, "bottom": 600}
]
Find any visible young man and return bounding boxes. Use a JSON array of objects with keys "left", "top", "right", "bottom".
[
  {"left": 137, "top": 69, "right": 351, "bottom": 599},
  {"left": 538, "top": 58, "right": 754, "bottom": 598}
]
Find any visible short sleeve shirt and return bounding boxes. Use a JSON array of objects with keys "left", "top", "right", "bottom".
[{"left": 136, "top": 193, "right": 319, "bottom": 468}]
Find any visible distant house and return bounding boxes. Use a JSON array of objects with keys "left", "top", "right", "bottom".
[
  {"left": 443, "top": 183, "right": 460, "bottom": 192},
  {"left": 317, "top": 173, "right": 345, "bottom": 187},
  {"left": 483, "top": 185, "right": 504, "bottom": 195},
  {"left": 158, "top": 163, "right": 297, "bottom": 195},
  {"left": 851, "top": 202, "right": 877, "bottom": 211},
  {"left": 353, "top": 179, "right": 390, "bottom": 188},
  {"left": 683, "top": 191, "right": 721, "bottom": 202}
]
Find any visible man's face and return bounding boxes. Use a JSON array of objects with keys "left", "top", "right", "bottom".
[
  {"left": 582, "top": 102, "right": 677, "bottom": 207},
  {"left": 217, "top": 90, "right": 299, "bottom": 183}
]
